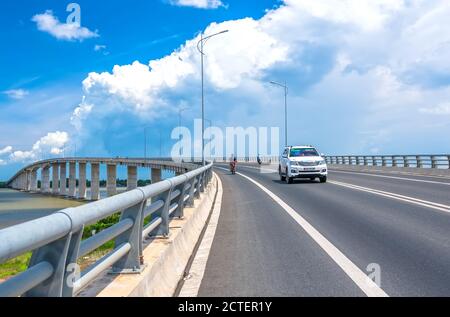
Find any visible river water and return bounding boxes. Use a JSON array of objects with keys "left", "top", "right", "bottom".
[{"left": 0, "top": 188, "right": 128, "bottom": 230}]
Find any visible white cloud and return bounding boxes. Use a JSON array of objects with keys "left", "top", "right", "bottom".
[
  {"left": 32, "top": 10, "right": 98, "bottom": 41},
  {"left": 69, "top": 0, "right": 450, "bottom": 154},
  {"left": 0, "top": 146, "right": 13, "bottom": 156},
  {"left": 0, "top": 159, "right": 6, "bottom": 166},
  {"left": 94, "top": 44, "right": 106, "bottom": 51},
  {"left": 169, "top": 0, "right": 225, "bottom": 9},
  {"left": 3, "top": 89, "right": 29, "bottom": 100},
  {"left": 420, "top": 103, "right": 450, "bottom": 115},
  {"left": 8, "top": 131, "right": 70, "bottom": 164}
]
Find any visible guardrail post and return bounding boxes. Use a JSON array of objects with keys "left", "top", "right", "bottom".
[
  {"left": 447, "top": 156, "right": 450, "bottom": 169},
  {"left": 152, "top": 186, "right": 173, "bottom": 238},
  {"left": 363, "top": 156, "right": 368, "bottom": 166},
  {"left": 199, "top": 171, "right": 206, "bottom": 193},
  {"left": 62, "top": 228, "right": 84, "bottom": 297},
  {"left": 112, "top": 194, "right": 146, "bottom": 273},
  {"left": 173, "top": 176, "right": 189, "bottom": 219},
  {"left": 431, "top": 156, "right": 437, "bottom": 169},
  {"left": 382, "top": 156, "right": 387, "bottom": 167},
  {"left": 186, "top": 176, "right": 196, "bottom": 207},
  {"left": 404, "top": 156, "right": 410, "bottom": 167},
  {"left": 416, "top": 155, "right": 423, "bottom": 168},
  {"left": 25, "top": 227, "right": 73, "bottom": 297},
  {"left": 392, "top": 156, "right": 398, "bottom": 167}
]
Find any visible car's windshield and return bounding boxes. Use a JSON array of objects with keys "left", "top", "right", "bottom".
[{"left": 290, "top": 148, "right": 319, "bottom": 157}]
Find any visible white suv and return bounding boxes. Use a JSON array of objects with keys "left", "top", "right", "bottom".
[{"left": 279, "top": 146, "right": 328, "bottom": 184}]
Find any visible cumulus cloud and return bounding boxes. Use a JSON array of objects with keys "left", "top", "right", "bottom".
[
  {"left": 420, "top": 103, "right": 450, "bottom": 115},
  {"left": 7, "top": 131, "right": 70, "bottom": 164},
  {"left": 3, "top": 89, "right": 29, "bottom": 100},
  {"left": 168, "top": 0, "right": 225, "bottom": 9},
  {"left": 69, "top": 0, "right": 450, "bottom": 155},
  {"left": 0, "top": 146, "right": 13, "bottom": 156},
  {"left": 32, "top": 10, "right": 98, "bottom": 41}
]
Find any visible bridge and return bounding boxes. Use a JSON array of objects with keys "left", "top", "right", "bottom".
[{"left": 1, "top": 154, "right": 450, "bottom": 297}]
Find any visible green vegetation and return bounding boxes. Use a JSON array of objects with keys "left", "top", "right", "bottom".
[
  {"left": 0, "top": 253, "right": 32, "bottom": 279},
  {"left": 0, "top": 182, "right": 7, "bottom": 188},
  {"left": 0, "top": 210, "right": 156, "bottom": 279}
]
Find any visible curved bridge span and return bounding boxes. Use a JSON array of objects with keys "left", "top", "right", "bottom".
[{"left": 7, "top": 158, "right": 198, "bottom": 201}]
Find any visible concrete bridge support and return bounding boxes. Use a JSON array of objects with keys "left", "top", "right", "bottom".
[
  {"left": 78, "top": 163, "right": 87, "bottom": 199},
  {"left": 127, "top": 166, "right": 138, "bottom": 190},
  {"left": 42, "top": 166, "right": 50, "bottom": 193},
  {"left": 30, "top": 170, "right": 38, "bottom": 192},
  {"left": 68, "top": 162, "right": 76, "bottom": 198},
  {"left": 151, "top": 168, "right": 162, "bottom": 184},
  {"left": 59, "top": 163, "right": 67, "bottom": 196},
  {"left": 91, "top": 163, "right": 100, "bottom": 201},
  {"left": 52, "top": 163, "right": 59, "bottom": 195},
  {"left": 107, "top": 164, "right": 117, "bottom": 197},
  {"left": 24, "top": 171, "right": 31, "bottom": 191}
]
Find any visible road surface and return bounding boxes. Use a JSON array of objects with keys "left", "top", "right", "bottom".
[{"left": 196, "top": 165, "right": 450, "bottom": 297}]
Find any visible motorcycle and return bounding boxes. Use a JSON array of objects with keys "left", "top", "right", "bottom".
[{"left": 230, "top": 161, "right": 237, "bottom": 175}]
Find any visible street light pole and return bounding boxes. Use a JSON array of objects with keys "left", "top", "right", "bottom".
[
  {"left": 197, "top": 30, "right": 229, "bottom": 165},
  {"left": 270, "top": 81, "right": 289, "bottom": 147}
]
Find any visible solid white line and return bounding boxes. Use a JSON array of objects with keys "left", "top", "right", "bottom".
[
  {"left": 330, "top": 170, "right": 450, "bottom": 186},
  {"left": 331, "top": 167, "right": 450, "bottom": 180},
  {"left": 178, "top": 173, "right": 224, "bottom": 297},
  {"left": 329, "top": 180, "right": 450, "bottom": 213},
  {"left": 216, "top": 166, "right": 388, "bottom": 297}
]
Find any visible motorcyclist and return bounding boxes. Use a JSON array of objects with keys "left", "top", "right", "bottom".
[{"left": 230, "top": 156, "right": 237, "bottom": 174}]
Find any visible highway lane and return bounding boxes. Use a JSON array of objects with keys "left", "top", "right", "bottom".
[
  {"left": 197, "top": 167, "right": 364, "bottom": 297},
  {"left": 329, "top": 169, "right": 450, "bottom": 206},
  {"left": 198, "top": 164, "right": 450, "bottom": 297}
]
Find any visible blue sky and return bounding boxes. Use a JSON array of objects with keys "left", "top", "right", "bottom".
[{"left": 1, "top": 0, "right": 450, "bottom": 180}]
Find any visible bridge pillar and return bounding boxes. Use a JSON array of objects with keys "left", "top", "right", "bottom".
[
  {"left": 107, "top": 164, "right": 117, "bottom": 197},
  {"left": 68, "top": 162, "right": 76, "bottom": 198},
  {"left": 151, "top": 168, "right": 162, "bottom": 184},
  {"left": 59, "top": 163, "right": 67, "bottom": 196},
  {"left": 52, "top": 163, "right": 59, "bottom": 194},
  {"left": 30, "top": 169, "right": 38, "bottom": 192},
  {"left": 23, "top": 171, "right": 30, "bottom": 191},
  {"left": 91, "top": 163, "right": 100, "bottom": 201},
  {"left": 78, "top": 163, "right": 87, "bottom": 199},
  {"left": 42, "top": 166, "right": 50, "bottom": 193},
  {"left": 127, "top": 166, "right": 138, "bottom": 190}
]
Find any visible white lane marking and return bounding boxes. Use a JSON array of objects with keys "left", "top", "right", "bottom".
[
  {"left": 216, "top": 166, "right": 388, "bottom": 297},
  {"left": 330, "top": 170, "right": 450, "bottom": 186},
  {"left": 179, "top": 173, "right": 223, "bottom": 297},
  {"left": 329, "top": 180, "right": 450, "bottom": 213},
  {"left": 331, "top": 168, "right": 450, "bottom": 180}
]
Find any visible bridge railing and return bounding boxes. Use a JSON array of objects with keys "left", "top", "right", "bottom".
[
  {"left": 0, "top": 162, "right": 213, "bottom": 297},
  {"left": 324, "top": 155, "right": 450, "bottom": 169}
]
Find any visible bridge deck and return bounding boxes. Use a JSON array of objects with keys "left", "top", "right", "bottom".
[{"left": 195, "top": 164, "right": 450, "bottom": 297}]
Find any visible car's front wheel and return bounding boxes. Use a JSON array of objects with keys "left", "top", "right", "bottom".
[
  {"left": 285, "top": 168, "right": 293, "bottom": 184},
  {"left": 279, "top": 166, "right": 286, "bottom": 182},
  {"left": 319, "top": 176, "right": 327, "bottom": 183}
]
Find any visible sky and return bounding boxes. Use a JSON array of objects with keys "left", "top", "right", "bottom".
[{"left": 1, "top": 0, "right": 450, "bottom": 180}]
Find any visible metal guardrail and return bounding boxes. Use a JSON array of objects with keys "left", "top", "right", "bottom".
[
  {"left": 214, "top": 155, "right": 450, "bottom": 170},
  {"left": 324, "top": 155, "right": 450, "bottom": 169},
  {"left": 0, "top": 162, "right": 213, "bottom": 297}
]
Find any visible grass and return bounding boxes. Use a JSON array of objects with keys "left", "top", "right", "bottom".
[{"left": 0, "top": 253, "right": 32, "bottom": 279}]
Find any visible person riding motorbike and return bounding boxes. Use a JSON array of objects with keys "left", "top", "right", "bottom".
[
  {"left": 257, "top": 155, "right": 262, "bottom": 165},
  {"left": 230, "top": 157, "right": 237, "bottom": 174}
]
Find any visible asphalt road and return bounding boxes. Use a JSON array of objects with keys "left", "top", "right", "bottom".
[{"left": 197, "top": 165, "right": 450, "bottom": 297}]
